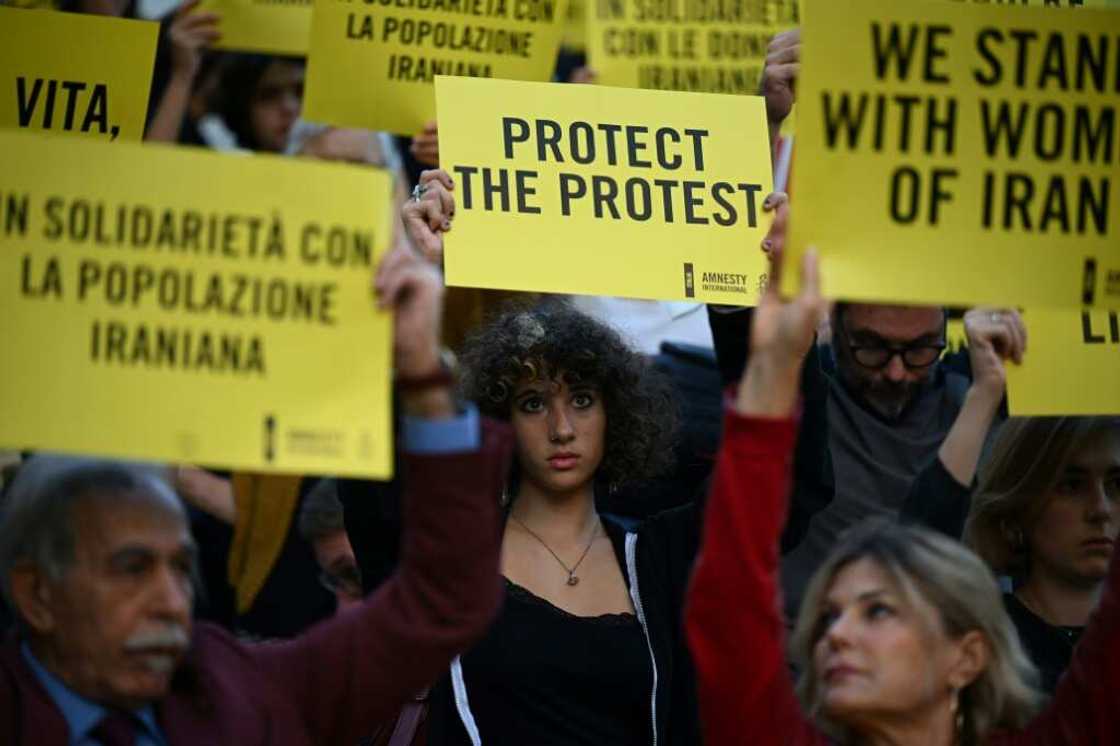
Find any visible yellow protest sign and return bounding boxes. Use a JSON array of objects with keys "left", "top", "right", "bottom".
[
  {"left": 304, "top": 0, "right": 569, "bottom": 135},
  {"left": 0, "top": 8, "right": 157, "bottom": 141},
  {"left": 560, "top": 0, "right": 586, "bottom": 51},
  {"left": 0, "top": 131, "right": 394, "bottom": 478},
  {"left": 968, "top": 1, "right": 1111, "bottom": 6},
  {"left": 1007, "top": 309, "right": 1120, "bottom": 415},
  {"left": 945, "top": 317, "right": 968, "bottom": 355},
  {"left": 587, "top": 0, "right": 797, "bottom": 94},
  {"left": 437, "top": 76, "right": 773, "bottom": 303},
  {"left": 785, "top": 0, "right": 1120, "bottom": 310},
  {"left": 198, "top": 0, "right": 311, "bottom": 55},
  {"left": 3, "top": 0, "right": 59, "bottom": 8}
]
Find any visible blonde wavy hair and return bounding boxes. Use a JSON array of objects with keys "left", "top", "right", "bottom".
[{"left": 791, "top": 521, "right": 1041, "bottom": 746}]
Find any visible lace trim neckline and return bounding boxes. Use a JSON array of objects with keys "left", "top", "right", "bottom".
[{"left": 503, "top": 577, "right": 639, "bottom": 626}]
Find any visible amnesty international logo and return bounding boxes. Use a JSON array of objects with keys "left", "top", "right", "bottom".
[
  {"left": 683, "top": 263, "right": 695, "bottom": 298},
  {"left": 700, "top": 271, "right": 750, "bottom": 295},
  {"left": 1082, "top": 258, "right": 1097, "bottom": 306},
  {"left": 263, "top": 414, "right": 276, "bottom": 463}
]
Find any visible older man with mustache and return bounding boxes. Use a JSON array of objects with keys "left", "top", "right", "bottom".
[{"left": 0, "top": 239, "right": 510, "bottom": 745}]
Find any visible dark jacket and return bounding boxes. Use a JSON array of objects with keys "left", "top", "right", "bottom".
[
  {"left": 708, "top": 306, "right": 979, "bottom": 553},
  {"left": 424, "top": 506, "right": 704, "bottom": 746},
  {"left": 0, "top": 423, "right": 511, "bottom": 746}
]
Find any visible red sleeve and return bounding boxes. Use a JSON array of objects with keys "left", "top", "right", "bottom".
[
  {"left": 684, "top": 409, "right": 827, "bottom": 746},
  {"left": 1001, "top": 541, "right": 1120, "bottom": 746},
  {"left": 251, "top": 419, "right": 511, "bottom": 745}
]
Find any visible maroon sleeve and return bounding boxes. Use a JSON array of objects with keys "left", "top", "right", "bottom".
[
  {"left": 250, "top": 419, "right": 511, "bottom": 745},
  {"left": 684, "top": 409, "right": 828, "bottom": 746},
  {"left": 1002, "top": 541, "right": 1120, "bottom": 746}
]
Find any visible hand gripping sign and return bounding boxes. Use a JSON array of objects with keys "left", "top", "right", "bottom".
[{"left": 436, "top": 75, "right": 774, "bottom": 304}]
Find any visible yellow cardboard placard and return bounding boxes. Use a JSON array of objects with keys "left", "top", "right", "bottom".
[
  {"left": 945, "top": 317, "right": 968, "bottom": 355},
  {"left": 0, "top": 8, "right": 158, "bottom": 141},
  {"left": 786, "top": 0, "right": 1120, "bottom": 309},
  {"left": 304, "top": 0, "right": 569, "bottom": 135},
  {"left": 560, "top": 0, "right": 586, "bottom": 51},
  {"left": 3, "top": 0, "right": 60, "bottom": 9},
  {"left": 0, "top": 131, "right": 394, "bottom": 478},
  {"left": 1007, "top": 310, "right": 1120, "bottom": 415},
  {"left": 198, "top": 0, "right": 312, "bottom": 55},
  {"left": 437, "top": 76, "right": 773, "bottom": 303},
  {"left": 587, "top": 0, "right": 798, "bottom": 94},
  {"left": 971, "top": 1, "right": 1112, "bottom": 6}
]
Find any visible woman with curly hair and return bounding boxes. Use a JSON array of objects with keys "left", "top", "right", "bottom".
[{"left": 406, "top": 174, "right": 702, "bottom": 746}]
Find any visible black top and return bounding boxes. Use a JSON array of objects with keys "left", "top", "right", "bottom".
[
  {"left": 427, "top": 578, "right": 651, "bottom": 746},
  {"left": 1003, "top": 593, "right": 1083, "bottom": 695},
  {"left": 341, "top": 480, "right": 703, "bottom": 745},
  {"left": 898, "top": 482, "right": 1087, "bottom": 696}
]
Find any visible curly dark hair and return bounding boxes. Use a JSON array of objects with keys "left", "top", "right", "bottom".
[{"left": 458, "top": 299, "right": 678, "bottom": 488}]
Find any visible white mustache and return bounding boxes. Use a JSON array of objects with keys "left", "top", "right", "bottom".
[{"left": 124, "top": 627, "right": 189, "bottom": 654}]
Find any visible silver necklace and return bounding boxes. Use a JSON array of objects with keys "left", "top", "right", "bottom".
[{"left": 510, "top": 514, "right": 599, "bottom": 586}]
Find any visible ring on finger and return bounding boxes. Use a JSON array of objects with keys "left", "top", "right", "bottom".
[{"left": 410, "top": 183, "right": 428, "bottom": 203}]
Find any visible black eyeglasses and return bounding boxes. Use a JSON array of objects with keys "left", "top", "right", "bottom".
[{"left": 835, "top": 312, "right": 946, "bottom": 371}]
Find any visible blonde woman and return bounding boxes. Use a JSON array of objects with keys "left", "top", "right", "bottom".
[{"left": 685, "top": 252, "right": 1119, "bottom": 746}]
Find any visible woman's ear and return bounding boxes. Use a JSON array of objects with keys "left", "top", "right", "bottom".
[{"left": 947, "top": 630, "right": 991, "bottom": 690}]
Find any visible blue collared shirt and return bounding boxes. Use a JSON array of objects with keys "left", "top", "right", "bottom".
[
  {"left": 21, "top": 644, "right": 167, "bottom": 746},
  {"left": 401, "top": 403, "right": 480, "bottom": 454}
]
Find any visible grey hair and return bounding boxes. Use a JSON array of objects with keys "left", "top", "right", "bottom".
[
  {"left": 297, "top": 478, "right": 345, "bottom": 543},
  {"left": 0, "top": 455, "right": 184, "bottom": 610},
  {"left": 791, "top": 520, "right": 1041, "bottom": 746}
]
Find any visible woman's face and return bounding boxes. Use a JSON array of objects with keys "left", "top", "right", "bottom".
[
  {"left": 510, "top": 375, "right": 606, "bottom": 497},
  {"left": 250, "top": 61, "right": 304, "bottom": 152},
  {"left": 812, "top": 559, "right": 977, "bottom": 729},
  {"left": 1028, "top": 428, "right": 1120, "bottom": 586}
]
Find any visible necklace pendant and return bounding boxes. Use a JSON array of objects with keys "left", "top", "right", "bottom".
[{"left": 567, "top": 575, "right": 580, "bottom": 586}]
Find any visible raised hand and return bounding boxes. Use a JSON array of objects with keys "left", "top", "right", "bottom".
[
  {"left": 962, "top": 308, "right": 1027, "bottom": 405},
  {"left": 171, "top": 0, "right": 221, "bottom": 80},
  {"left": 736, "top": 245, "right": 827, "bottom": 418},
  {"left": 760, "top": 191, "right": 790, "bottom": 262},
  {"left": 374, "top": 233, "right": 451, "bottom": 418},
  {"left": 402, "top": 169, "right": 455, "bottom": 264},
  {"left": 762, "top": 29, "right": 800, "bottom": 131},
  {"left": 410, "top": 120, "right": 440, "bottom": 167}
]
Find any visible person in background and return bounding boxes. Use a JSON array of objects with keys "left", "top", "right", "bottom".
[
  {"left": 214, "top": 54, "right": 303, "bottom": 152},
  {"left": 144, "top": 0, "right": 221, "bottom": 143},
  {"left": 904, "top": 415, "right": 1120, "bottom": 693},
  {"left": 298, "top": 478, "right": 363, "bottom": 613},
  {"left": 714, "top": 187, "right": 1026, "bottom": 621},
  {"left": 177, "top": 52, "right": 240, "bottom": 149},
  {"left": 685, "top": 249, "right": 1120, "bottom": 746},
  {"left": 59, "top": 0, "right": 222, "bottom": 144},
  {"left": 0, "top": 241, "right": 510, "bottom": 745}
]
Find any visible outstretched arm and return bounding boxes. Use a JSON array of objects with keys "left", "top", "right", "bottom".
[
  {"left": 252, "top": 236, "right": 507, "bottom": 744},
  {"left": 902, "top": 308, "right": 1026, "bottom": 538},
  {"left": 146, "top": 1, "right": 220, "bottom": 143},
  {"left": 685, "top": 250, "right": 829, "bottom": 746}
]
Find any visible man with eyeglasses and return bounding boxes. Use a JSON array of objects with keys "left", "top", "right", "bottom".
[{"left": 709, "top": 192, "right": 1027, "bottom": 621}]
